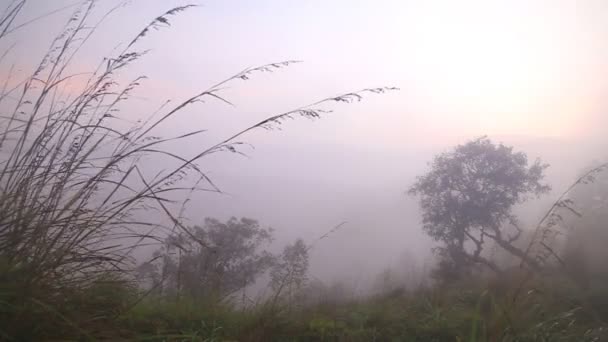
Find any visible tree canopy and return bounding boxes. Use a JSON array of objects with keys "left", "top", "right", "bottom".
[
  {"left": 138, "top": 217, "right": 275, "bottom": 299},
  {"left": 409, "top": 137, "right": 550, "bottom": 278}
]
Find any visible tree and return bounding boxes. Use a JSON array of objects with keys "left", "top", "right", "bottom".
[
  {"left": 408, "top": 137, "right": 550, "bottom": 278},
  {"left": 270, "top": 238, "right": 309, "bottom": 305},
  {"left": 138, "top": 217, "right": 275, "bottom": 300}
]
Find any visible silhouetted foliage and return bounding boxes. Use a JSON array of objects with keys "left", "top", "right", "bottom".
[
  {"left": 269, "top": 238, "right": 309, "bottom": 307},
  {"left": 409, "top": 137, "right": 550, "bottom": 278},
  {"left": 138, "top": 217, "right": 275, "bottom": 300},
  {"left": 271, "top": 239, "right": 309, "bottom": 290}
]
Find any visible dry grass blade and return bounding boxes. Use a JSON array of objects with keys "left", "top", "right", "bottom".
[
  {"left": 523, "top": 163, "right": 608, "bottom": 268},
  {"left": 126, "top": 4, "right": 197, "bottom": 50}
]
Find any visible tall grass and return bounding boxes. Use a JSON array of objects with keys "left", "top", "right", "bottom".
[{"left": 0, "top": 1, "right": 395, "bottom": 339}]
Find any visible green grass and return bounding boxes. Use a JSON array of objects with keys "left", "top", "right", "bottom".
[
  {"left": 79, "top": 273, "right": 605, "bottom": 341},
  {"left": 1, "top": 263, "right": 607, "bottom": 341}
]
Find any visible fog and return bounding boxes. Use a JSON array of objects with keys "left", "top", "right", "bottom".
[{"left": 3, "top": 0, "right": 608, "bottom": 294}]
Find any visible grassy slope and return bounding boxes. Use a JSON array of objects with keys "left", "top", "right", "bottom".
[{"left": 5, "top": 271, "right": 602, "bottom": 341}]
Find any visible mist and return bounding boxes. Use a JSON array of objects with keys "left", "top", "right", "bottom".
[{"left": 2, "top": 0, "right": 608, "bottom": 340}]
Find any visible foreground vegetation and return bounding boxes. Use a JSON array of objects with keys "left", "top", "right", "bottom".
[
  {"left": 120, "top": 275, "right": 606, "bottom": 342},
  {"left": 3, "top": 268, "right": 607, "bottom": 341}
]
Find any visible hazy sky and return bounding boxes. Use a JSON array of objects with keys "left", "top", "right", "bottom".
[
  {"left": 3, "top": 0, "right": 608, "bottom": 287},
  {"left": 10, "top": 0, "right": 608, "bottom": 141}
]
